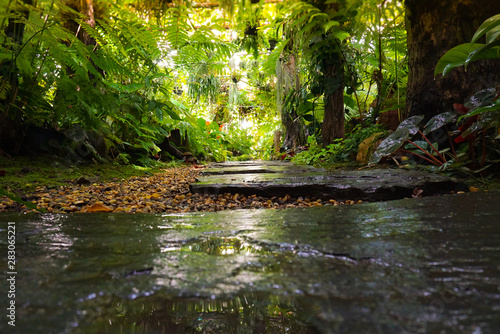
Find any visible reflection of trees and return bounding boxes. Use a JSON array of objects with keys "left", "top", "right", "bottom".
[
  {"left": 78, "top": 293, "right": 316, "bottom": 333},
  {"left": 184, "top": 236, "right": 270, "bottom": 256}
]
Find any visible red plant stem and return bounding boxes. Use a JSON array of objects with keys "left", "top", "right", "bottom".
[
  {"left": 418, "top": 130, "right": 446, "bottom": 163},
  {"left": 399, "top": 149, "right": 441, "bottom": 166},
  {"left": 406, "top": 140, "right": 444, "bottom": 165}
]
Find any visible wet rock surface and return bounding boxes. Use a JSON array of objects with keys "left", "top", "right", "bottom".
[
  {"left": 1, "top": 190, "right": 499, "bottom": 333},
  {"left": 191, "top": 161, "right": 468, "bottom": 201},
  {"left": 203, "top": 160, "right": 325, "bottom": 175}
]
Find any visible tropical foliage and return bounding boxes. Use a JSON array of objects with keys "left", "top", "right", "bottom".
[{"left": 1, "top": 0, "right": 498, "bottom": 172}]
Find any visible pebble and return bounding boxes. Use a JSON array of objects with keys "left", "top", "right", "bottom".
[{"left": 0, "top": 166, "right": 361, "bottom": 214}]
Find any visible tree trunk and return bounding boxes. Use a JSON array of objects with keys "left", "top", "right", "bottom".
[
  {"left": 277, "top": 54, "right": 306, "bottom": 151},
  {"left": 82, "top": 0, "right": 96, "bottom": 46},
  {"left": 282, "top": 105, "right": 306, "bottom": 151},
  {"left": 321, "top": 53, "right": 344, "bottom": 146},
  {"left": 62, "top": 0, "right": 103, "bottom": 81},
  {"left": 63, "top": 0, "right": 97, "bottom": 46},
  {"left": 405, "top": 0, "right": 500, "bottom": 120}
]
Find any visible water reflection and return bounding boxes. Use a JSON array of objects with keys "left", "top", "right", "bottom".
[
  {"left": 1, "top": 191, "right": 500, "bottom": 333},
  {"left": 183, "top": 237, "right": 263, "bottom": 255},
  {"left": 74, "top": 293, "right": 317, "bottom": 334}
]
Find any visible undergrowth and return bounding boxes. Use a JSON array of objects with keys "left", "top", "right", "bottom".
[{"left": 291, "top": 124, "right": 385, "bottom": 168}]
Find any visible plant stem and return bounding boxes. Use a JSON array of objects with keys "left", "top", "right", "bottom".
[
  {"left": 417, "top": 130, "right": 446, "bottom": 163},
  {"left": 406, "top": 140, "right": 443, "bottom": 165},
  {"left": 444, "top": 124, "right": 457, "bottom": 159},
  {"left": 399, "top": 149, "right": 441, "bottom": 166}
]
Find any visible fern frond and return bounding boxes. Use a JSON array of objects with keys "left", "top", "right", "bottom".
[
  {"left": 0, "top": 76, "right": 11, "bottom": 100},
  {"left": 163, "top": 6, "right": 191, "bottom": 50}
]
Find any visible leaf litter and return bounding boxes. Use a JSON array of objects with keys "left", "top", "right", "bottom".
[{"left": 0, "top": 166, "right": 361, "bottom": 214}]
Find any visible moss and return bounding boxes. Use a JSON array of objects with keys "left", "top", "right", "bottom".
[{"left": 0, "top": 155, "right": 181, "bottom": 195}]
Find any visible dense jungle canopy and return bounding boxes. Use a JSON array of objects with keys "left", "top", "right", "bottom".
[{"left": 1, "top": 0, "right": 499, "bottom": 172}]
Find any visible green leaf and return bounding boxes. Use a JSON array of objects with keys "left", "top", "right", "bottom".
[
  {"left": 405, "top": 140, "right": 429, "bottom": 152},
  {"left": 169, "top": 97, "right": 188, "bottom": 114},
  {"left": 343, "top": 93, "right": 357, "bottom": 110},
  {"left": 197, "top": 117, "right": 208, "bottom": 130},
  {"left": 105, "top": 81, "right": 144, "bottom": 93},
  {"left": 423, "top": 111, "right": 457, "bottom": 135},
  {"left": 471, "top": 14, "right": 500, "bottom": 44},
  {"left": 0, "top": 188, "right": 45, "bottom": 212},
  {"left": 323, "top": 20, "right": 340, "bottom": 33},
  {"left": 154, "top": 107, "right": 163, "bottom": 122},
  {"left": 163, "top": 105, "right": 181, "bottom": 120},
  {"left": 397, "top": 115, "right": 424, "bottom": 135},
  {"left": 458, "top": 99, "right": 500, "bottom": 121},
  {"left": 332, "top": 31, "right": 350, "bottom": 42},
  {"left": 435, "top": 43, "right": 484, "bottom": 76},
  {"left": 298, "top": 101, "right": 313, "bottom": 115},
  {"left": 211, "top": 130, "right": 226, "bottom": 137},
  {"left": 465, "top": 39, "right": 500, "bottom": 68},
  {"left": 487, "top": 27, "right": 500, "bottom": 44},
  {"left": 369, "top": 127, "right": 410, "bottom": 164},
  {"left": 302, "top": 114, "right": 315, "bottom": 122}
]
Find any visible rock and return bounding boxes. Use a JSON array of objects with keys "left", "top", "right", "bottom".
[
  {"left": 356, "top": 132, "right": 387, "bottom": 164},
  {"left": 183, "top": 152, "right": 198, "bottom": 164},
  {"left": 75, "top": 176, "right": 99, "bottom": 185},
  {"left": 190, "top": 161, "right": 468, "bottom": 202}
]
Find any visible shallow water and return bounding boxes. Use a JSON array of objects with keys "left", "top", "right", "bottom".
[{"left": 1, "top": 191, "right": 500, "bottom": 333}]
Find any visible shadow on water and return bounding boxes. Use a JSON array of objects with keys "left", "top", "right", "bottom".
[{"left": 1, "top": 191, "right": 500, "bottom": 333}]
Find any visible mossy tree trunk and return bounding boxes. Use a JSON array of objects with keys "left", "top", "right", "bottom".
[
  {"left": 277, "top": 53, "right": 306, "bottom": 151},
  {"left": 405, "top": 0, "right": 500, "bottom": 120},
  {"left": 321, "top": 50, "right": 345, "bottom": 146}
]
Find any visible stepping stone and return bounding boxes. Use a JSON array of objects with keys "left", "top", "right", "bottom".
[
  {"left": 190, "top": 161, "right": 467, "bottom": 201},
  {"left": 203, "top": 160, "right": 324, "bottom": 175}
]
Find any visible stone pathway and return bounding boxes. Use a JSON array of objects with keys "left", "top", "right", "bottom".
[{"left": 190, "top": 160, "right": 468, "bottom": 201}]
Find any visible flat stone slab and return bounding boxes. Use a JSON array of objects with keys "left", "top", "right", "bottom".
[
  {"left": 2, "top": 190, "right": 499, "bottom": 333},
  {"left": 191, "top": 161, "right": 467, "bottom": 201},
  {"left": 202, "top": 160, "right": 324, "bottom": 175}
]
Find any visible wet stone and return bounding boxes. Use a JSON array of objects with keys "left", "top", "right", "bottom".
[
  {"left": 191, "top": 162, "right": 467, "bottom": 201},
  {"left": 203, "top": 160, "right": 325, "bottom": 175},
  {"left": 1, "top": 190, "right": 499, "bottom": 333}
]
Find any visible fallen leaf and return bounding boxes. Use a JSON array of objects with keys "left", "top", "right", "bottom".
[
  {"left": 412, "top": 187, "right": 424, "bottom": 198},
  {"left": 83, "top": 203, "right": 113, "bottom": 213}
]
